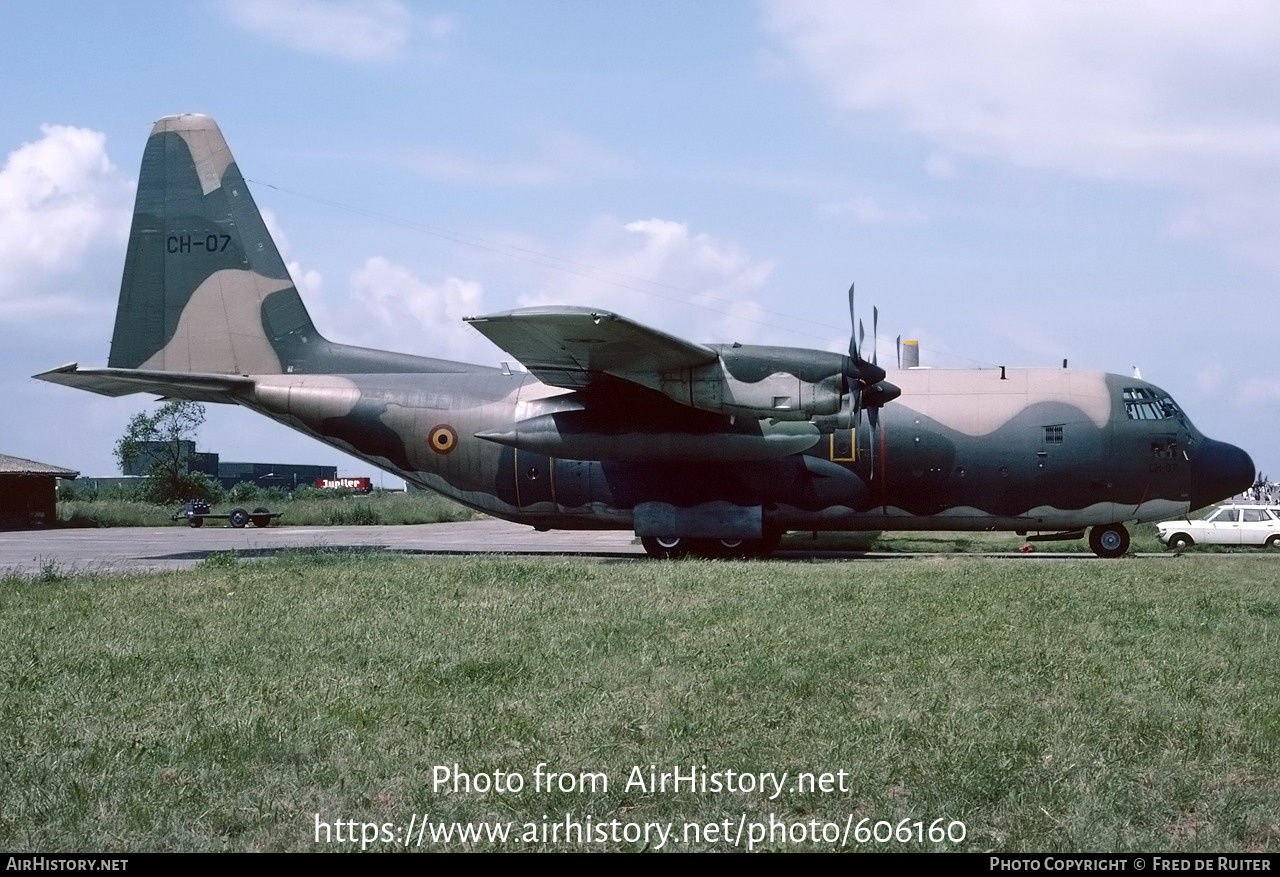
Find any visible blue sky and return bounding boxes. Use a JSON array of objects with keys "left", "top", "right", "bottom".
[{"left": 2, "top": 1, "right": 1277, "bottom": 484}]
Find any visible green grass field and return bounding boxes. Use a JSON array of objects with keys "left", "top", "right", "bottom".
[
  {"left": 56, "top": 489, "right": 474, "bottom": 528},
  {"left": 2, "top": 551, "right": 1277, "bottom": 852}
]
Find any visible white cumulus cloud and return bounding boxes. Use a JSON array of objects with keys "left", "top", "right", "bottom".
[
  {"left": 348, "top": 256, "right": 487, "bottom": 361},
  {"left": 517, "top": 217, "right": 775, "bottom": 344},
  {"left": 0, "top": 124, "right": 131, "bottom": 320},
  {"left": 763, "top": 0, "right": 1280, "bottom": 274},
  {"left": 225, "top": 0, "right": 438, "bottom": 63}
]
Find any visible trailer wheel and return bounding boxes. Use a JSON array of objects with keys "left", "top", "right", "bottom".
[
  {"left": 251, "top": 507, "right": 272, "bottom": 528},
  {"left": 229, "top": 508, "right": 250, "bottom": 529},
  {"left": 187, "top": 516, "right": 203, "bottom": 528}
]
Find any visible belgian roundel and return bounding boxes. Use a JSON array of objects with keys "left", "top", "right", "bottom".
[{"left": 429, "top": 424, "right": 459, "bottom": 455}]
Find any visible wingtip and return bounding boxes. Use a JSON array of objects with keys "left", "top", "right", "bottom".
[{"left": 32, "top": 362, "right": 79, "bottom": 380}]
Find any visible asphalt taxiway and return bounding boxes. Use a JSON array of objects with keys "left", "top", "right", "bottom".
[
  {"left": 0, "top": 519, "right": 643, "bottom": 574},
  {"left": 0, "top": 519, "right": 1180, "bottom": 575}
]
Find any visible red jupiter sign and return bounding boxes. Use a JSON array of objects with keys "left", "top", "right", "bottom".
[{"left": 315, "top": 477, "right": 373, "bottom": 492}]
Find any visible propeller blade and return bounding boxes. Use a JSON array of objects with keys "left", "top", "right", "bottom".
[
  {"left": 872, "top": 306, "right": 879, "bottom": 366},
  {"left": 840, "top": 282, "right": 896, "bottom": 421},
  {"left": 847, "top": 283, "right": 857, "bottom": 360}
]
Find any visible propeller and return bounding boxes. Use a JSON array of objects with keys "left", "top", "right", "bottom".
[
  {"left": 843, "top": 283, "right": 900, "bottom": 423},
  {"left": 872, "top": 306, "right": 879, "bottom": 366}
]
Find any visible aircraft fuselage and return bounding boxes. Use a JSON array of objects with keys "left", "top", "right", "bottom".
[
  {"left": 39, "top": 114, "right": 1255, "bottom": 558},
  {"left": 243, "top": 362, "right": 1240, "bottom": 541}
]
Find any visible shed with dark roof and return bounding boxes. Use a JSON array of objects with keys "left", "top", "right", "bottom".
[{"left": 0, "top": 454, "right": 78, "bottom": 529}]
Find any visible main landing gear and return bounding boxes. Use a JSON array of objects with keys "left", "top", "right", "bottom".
[
  {"left": 641, "top": 530, "right": 782, "bottom": 560},
  {"left": 1088, "top": 523, "right": 1130, "bottom": 558}
]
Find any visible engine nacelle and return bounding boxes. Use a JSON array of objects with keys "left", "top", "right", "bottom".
[{"left": 655, "top": 345, "right": 846, "bottom": 421}]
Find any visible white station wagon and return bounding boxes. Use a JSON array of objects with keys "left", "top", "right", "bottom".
[{"left": 1156, "top": 504, "right": 1280, "bottom": 550}]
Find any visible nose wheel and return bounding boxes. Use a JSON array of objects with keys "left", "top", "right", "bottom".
[{"left": 1088, "top": 523, "right": 1130, "bottom": 558}]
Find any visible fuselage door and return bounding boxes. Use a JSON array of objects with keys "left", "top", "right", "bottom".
[{"left": 830, "top": 427, "right": 856, "bottom": 462}]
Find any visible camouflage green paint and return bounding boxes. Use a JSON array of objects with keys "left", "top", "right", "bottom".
[{"left": 38, "top": 114, "right": 1256, "bottom": 557}]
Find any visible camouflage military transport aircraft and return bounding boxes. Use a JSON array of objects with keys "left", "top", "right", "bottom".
[{"left": 37, "top": 115, "right": 1256, "bottom": 558}]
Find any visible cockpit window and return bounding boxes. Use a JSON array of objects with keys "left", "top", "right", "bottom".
[{"left": 1123, "top": 387, "right": 1182, "bottom": 421}]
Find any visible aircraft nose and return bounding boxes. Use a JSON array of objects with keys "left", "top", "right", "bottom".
[{"left": 1190, "top": 438, "right": 1255, "bottom": 509}]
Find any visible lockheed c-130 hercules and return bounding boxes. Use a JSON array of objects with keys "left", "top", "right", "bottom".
[{"left": 37, "top": 115, "right": 1255, "bottom": 558}]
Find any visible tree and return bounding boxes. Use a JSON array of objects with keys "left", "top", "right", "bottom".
[{"left": 114, "top": 401, "right": 213, "bottom": 503}]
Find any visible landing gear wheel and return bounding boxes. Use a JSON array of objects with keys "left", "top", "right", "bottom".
[
  {"left": 251, "top": 507, "right": 272, "bottom": 528},
  {"left": 228, "top": 508, "right": 250, "bottom": 529},
  {"left": 696, "top": 538, "right": 752, "bottom": 559},
  {"left": 1168, "top": 533, "right": 1194, "bottom": 551},
  {"left": 1089, "top": 523, "right": 1130, "bottom": 558},
  {"left": 641, "top": 535, "right": 689, "bottom": 559}
]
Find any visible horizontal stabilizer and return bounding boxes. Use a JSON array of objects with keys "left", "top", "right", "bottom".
[
  {"left": 465, "top": 306, "right": 718, "bottom": 390},
  {"left": 33, "top": 363, "right": 254, "bottom": 403}
]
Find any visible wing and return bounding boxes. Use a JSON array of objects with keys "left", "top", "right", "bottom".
[{"left": 464, "top": 306, "right": 718, "bottom": 390}]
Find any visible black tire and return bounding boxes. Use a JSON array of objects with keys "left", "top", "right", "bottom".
[
  {"left": 187, "top": 516, "right": 204, "bottom": 528},
  {"left": 758, "top": 527, "right": 784, "bottom": 558},
  {"left": 1167, "top": 533, "right": 1193, "bottom": 551},
  {"left": 1267, "top": 534, "right": 1280, "bottom": 549},
  {"left": 1089, "top": 523, "right": 1130, "bottom": 558},
  {"left": 641, "top": 535, "right": 689, "bottom": 559},
  {"left": 691, "top": 538, "right": 746, "bottom": 559},
  {"left": 684, "top": 535, "right": 784, "bottom": 559},
  {"left": 228, "top": 508, "right": 250, "bottom": 529},
  {"left": 251, "top": 507, "right": 272, "bottom": 528}
]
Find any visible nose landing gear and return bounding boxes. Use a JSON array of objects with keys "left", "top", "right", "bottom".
[{"left": 1088, "top": 523, "right": 1130, "bottom": 558}]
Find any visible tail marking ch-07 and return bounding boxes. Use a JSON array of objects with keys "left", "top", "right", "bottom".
[{"left": 36, "top": 115, "right": 1256, "bottom": 557}]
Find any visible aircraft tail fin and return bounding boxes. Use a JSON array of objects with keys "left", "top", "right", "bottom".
[{"left": 107, "top": 114, "right": 322, "bottom": 376}]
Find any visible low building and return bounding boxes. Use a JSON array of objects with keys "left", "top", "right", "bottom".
[
  {"left": 211, "top": 461, "right": 337, "bottom": 490},
  {"left": 0, "top": 453, "right": 79, "bottom": 529},
  {"left": 121, "top": 441, "right": 336, "bottom": 490}
]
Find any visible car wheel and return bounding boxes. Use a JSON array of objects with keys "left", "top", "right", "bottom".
[
  {"left": 1089, "top": 523, "right": 1130, "bottom": 558},
  {"left": 1267, "top": 534, "right": 1280, "bottom": 549},
  {"left": 1167, "top": 533, "right": 1193, "bottom": 551},
  {"left": 251, "top": 507, "right": 272, "bottom": 528},
  {"left": 229, "top": 508, "right": 250, "bottom": 529},
  {"left": 641, "top": 535, "right": 689, "bottom": 559}
]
